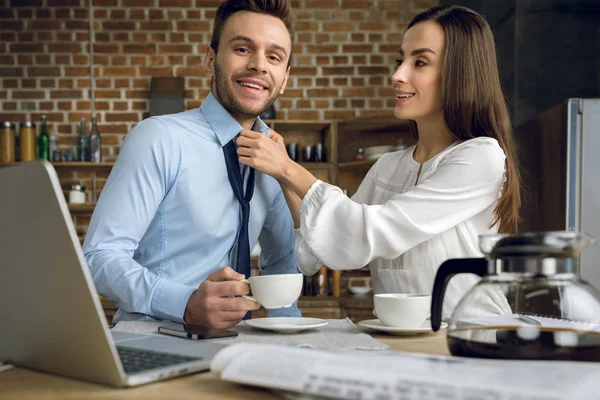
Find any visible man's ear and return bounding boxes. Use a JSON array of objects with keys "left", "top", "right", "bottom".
[
  {"left": 279, "top": 66, "right": 290, "bottom": 95},
  {"left": 204, "top": 46, "right": 216, "bottom": 77}
]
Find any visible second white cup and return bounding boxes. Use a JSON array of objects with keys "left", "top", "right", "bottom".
[{"left": 374, "top": 293, "right": 431, "bottom": 328}]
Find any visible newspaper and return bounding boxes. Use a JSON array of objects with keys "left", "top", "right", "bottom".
[{"left": 211, "top": 343, "right": 600, "bottom": 400}]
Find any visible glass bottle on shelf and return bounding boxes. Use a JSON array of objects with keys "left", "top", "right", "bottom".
[
  {"left": 77, "top": 119, "right": 89, "bottom": 162},
  {"left": 354, "top": 148, "right": 365, "bottom": 161},
  {"left": 0, "top": 121, "right": 16, "bottom": 163},
  {"left": 19, "top": 121, "right": 36, "bottom": 162},
  {"left": 38, "top": 116, "right": 50, "bottom": 161},
  {"left": 49, "top": 130, "right": 59, "bottom": 162},
  {"left": 14, "top": 125, "right": 20, "bottom": 162},
  {"left": 88, "top": 115, "right": 102, "bottom": 162}
]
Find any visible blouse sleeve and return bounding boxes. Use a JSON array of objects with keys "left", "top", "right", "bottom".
[
  {"left": 298, "top": 138, "right": 506, "bottom": 270},
  {"left": 294, "top": 159, "right": 382, "bottom": 275}
]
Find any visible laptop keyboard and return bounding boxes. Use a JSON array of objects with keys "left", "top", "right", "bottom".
[{"left": 116, "top": 346, "right": 203, "bottom": 374}]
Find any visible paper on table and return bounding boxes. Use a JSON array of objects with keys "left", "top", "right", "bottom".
[
  {"left": 211, "top": 343, "right": 600, "bottom": 400},
  {"left": 457, "top": 313, "right": 600, "bottom": 332},
  {"left": 111, "top": 318, "right": 389, "bottom": 351}
]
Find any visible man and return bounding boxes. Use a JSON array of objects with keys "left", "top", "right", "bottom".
[{"left": 83, "top": 0, "right": 299, "bottom": 329}]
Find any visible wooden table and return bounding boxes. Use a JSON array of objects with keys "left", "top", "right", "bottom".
[{"left": 0, "top": 329, "right": 449, "bottom": 399}]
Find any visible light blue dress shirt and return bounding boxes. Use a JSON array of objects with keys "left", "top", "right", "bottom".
[{"left": 83, "top": 92, "right": 300, "bottom": 323}]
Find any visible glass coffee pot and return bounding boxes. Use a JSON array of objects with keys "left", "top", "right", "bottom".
[{"left": 431, "top": 231, "right": 600, "bottom": 361}]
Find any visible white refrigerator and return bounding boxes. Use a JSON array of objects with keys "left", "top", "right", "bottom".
[{"left": 516, "top": 98, "right": 600, "bottom": 290}]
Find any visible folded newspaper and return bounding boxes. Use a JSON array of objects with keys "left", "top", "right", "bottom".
[{"left": 211, "top": 343, "right": 600, "bottom": 399}]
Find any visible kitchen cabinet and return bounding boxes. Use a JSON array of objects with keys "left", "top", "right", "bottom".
[
  {"left": 98, "top": 295, "right": 373, "bottom": 325},
  {"left": 53, "top": 162, "right": 113, "bottom": 240},
  {"left": 250, "top": 295, "right": 374, "bottom": 322},
  {"left": 1, "top": 115, "right": 413, "bottom": 322},
  {"left": 265, "top": 115, "right": 413, "bottom": 196},
  {"left": 265, "top": 116, "right": 414, "bottom": 299}
]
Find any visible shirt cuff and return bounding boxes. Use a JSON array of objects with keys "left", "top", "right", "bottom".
[
  {"left": 302, "top": 179, "right": 323, "bottom": 205},
  {"left": 150, "top": 278, "right": 197, "bottom": 323}
]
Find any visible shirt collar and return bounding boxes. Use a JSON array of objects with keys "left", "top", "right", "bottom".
[{"left": 200, "top": 91, "right": 270, "bottom": 147}]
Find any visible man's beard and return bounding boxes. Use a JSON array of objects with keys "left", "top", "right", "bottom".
[{"left": 213, "top": 60, "right": 281, "bottom": 120}]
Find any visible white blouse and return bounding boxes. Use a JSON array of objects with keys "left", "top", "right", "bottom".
[{"left": 295, "top": 137, "right": 508, "bottom": 318}]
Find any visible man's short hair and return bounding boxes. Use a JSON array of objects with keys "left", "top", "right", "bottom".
[{"left": 210, "top": 0, "right": 295, "bottom": 65}]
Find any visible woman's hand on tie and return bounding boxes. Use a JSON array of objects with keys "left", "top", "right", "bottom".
[{"left": 236, "top": 128, "right": 291, "bottom": 181}]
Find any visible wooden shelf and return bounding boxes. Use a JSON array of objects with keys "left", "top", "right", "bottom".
[
  {"left": 0, "top": 161, "right": 114, "bottom": 169},
  {"left": 297, "top": 295, "right": 339, "bottom": 307},
  {"left": 99, "top": 293, "right": 373, "bottom": 324},
  {"left": 68, "top": 204, "right": 96, "bottom": 214},
  {"left": 337, "top": 159, "right": 376, "bottom": 172},
  {"left": 339, "top": 293, "right": 373, "bottom": 307},
  {"left": 18, "top": 117, "right": 400, "bottom": 305},
  {"left": 300, "top": 162, "right": 331, "bottom": 170},
  {"left": 75, "top": 227, "right": 88, "bottom": 236},
  {"left": 250, "top": 295, "right": 373, "bottom": 321},
  {"left": 52, "top": 162, "right": 114, "bottom": 169}
]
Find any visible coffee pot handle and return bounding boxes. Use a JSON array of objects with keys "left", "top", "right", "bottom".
[{"left": 430, "top": 258, "right": 487, "bottom": 332}]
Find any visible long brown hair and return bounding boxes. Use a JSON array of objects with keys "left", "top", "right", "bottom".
[
  {"left": 210, "top": 0, "right": 296, "bottom": 66},
  {"left": 408, "top": 5, "right": 521, "bottom": 233}
]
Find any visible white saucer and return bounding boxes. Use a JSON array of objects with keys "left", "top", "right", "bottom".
[
  {"left": 358, "top": 319, "right": 448, "bottom": 335},
  {"left": 246, "top": 317, "right": 328, "bottom": 333}
]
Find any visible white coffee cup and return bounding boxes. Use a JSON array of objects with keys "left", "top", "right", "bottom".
[
  {"left": 374, "top": 293, "right": 431, "bottom": 328},
  {"left": 242, "top": 273, "right": 303, "bottom": 309}
]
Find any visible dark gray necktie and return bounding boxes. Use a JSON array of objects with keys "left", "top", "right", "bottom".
[{"left": 222, "top": 137, "right": 255, "bottom": 279}]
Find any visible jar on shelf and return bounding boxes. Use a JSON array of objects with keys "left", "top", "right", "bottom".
[
  {"left": 315, "top": 143, "right": 327, "bottom": 162},
  {"left": 68, "top": 185, "right": 86, "bottom": 204},
  {"left": 52, "top": 149, "right": 62, "bottom": 162},
  {"left": 0, "top": 121, "right": 16, "bottom": 163},
  {"left": 302, "top": 145, "right": 314, "bottom": 162},
  {"left": 64, "top": 148, "right": 75, "bottom": 162},
  {"left": 19, "top": 121, "right": 36, "bottom": 162}
]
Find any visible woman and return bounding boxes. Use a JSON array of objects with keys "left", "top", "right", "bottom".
[{"left": 237, "top": 5, "right": 520, "bottom": 319}]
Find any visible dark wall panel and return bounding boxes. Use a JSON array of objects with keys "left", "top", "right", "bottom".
[{"left": 439, "top": 0, "right": 600, "bottom": 124}]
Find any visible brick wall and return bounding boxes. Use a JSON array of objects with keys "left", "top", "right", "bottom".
[{"left": 1, "top": 0, "right": 436, "bottom": 162}]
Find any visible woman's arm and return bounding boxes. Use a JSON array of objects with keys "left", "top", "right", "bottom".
[
  {"left": 238, "top": 130, "right": 505, "bottom": 271},
  {"left": 280, "top": 182, "right": 302, "bottom": 228},
  {"left": 297, "top": 139, "right": 506, "bottom": 269}
]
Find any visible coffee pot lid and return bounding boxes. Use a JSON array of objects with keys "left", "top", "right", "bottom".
[{"left": 480, "top": 231, "right": 595, "bottom": 259}]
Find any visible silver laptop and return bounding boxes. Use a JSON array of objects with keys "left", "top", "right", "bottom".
[{"left": 0, "top": 161, "right": 227, "bottom": 387}]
